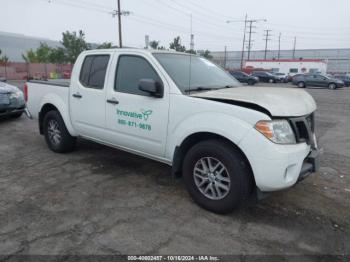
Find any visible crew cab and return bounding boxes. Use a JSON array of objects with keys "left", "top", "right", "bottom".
[{"left": 26, "top": 49, "right": 319, "bottom": 214}]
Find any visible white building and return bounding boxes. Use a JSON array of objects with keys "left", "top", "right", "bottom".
[{"left": 244, "top": 59, "right": 328, "bottom": 75}]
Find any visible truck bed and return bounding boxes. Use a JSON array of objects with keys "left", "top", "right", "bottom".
[{"left": 26, "top": 80, "right": 70, "bottom": 119}]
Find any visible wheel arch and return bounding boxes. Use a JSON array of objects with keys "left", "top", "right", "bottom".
[
  {"left": 172, "top": 132, "right": 256, "bottom": 186},
  {"left": 39, "top": 101, "right": 77, "bottom": 136},
  {"left": 39, "top": 103, "right": 58, "bottom": 134}
]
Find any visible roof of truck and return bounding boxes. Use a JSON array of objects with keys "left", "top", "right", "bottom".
[{"left": 83, "top": 48, "right": 194, "bottom": 56}]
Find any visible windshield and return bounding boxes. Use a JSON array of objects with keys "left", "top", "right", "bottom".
[{"left": 153, "top": 53, "right": 241, "bottom": 93}]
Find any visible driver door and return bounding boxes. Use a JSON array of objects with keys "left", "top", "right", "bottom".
[{"left": 105, "top": 53, "right": 170, "bottom": 158}]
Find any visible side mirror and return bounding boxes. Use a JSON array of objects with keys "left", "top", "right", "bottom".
[{"left": 138, "top": 79, "right": 163, "bottom": 98}]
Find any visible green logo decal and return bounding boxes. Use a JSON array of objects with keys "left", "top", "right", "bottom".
[
  {"left": 116, "top": 108, "right": 153, "bottom": 132},
  {"left": 141, "top": 110, "right": 153, "bottom": 121}
]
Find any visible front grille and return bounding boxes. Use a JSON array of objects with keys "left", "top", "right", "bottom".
[
  {"left": 289, "top": 113, "right": 317, "bottom": 149},
  {"left": 0, "top": 94, "right": 10, "bottom": 105}
]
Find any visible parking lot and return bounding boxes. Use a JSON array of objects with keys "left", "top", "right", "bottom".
[{"left": 0, "top": 82, "right": 349, "bottom": 256}]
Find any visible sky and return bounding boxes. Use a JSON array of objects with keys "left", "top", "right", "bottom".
[{"left": 1, "top": 0, "right": 350, "bottom": 52}]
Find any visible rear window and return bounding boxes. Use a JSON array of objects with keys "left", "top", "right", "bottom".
[{"left": 79, "top": 55, "right": 110, "bottom": 89}]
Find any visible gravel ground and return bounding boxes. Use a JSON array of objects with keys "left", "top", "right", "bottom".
[{"left": 0, "top": 82, "right": 349, "bottom": 258}]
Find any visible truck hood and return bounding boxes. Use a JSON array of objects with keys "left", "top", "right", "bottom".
[{"left": 190, "top": 86, "right": 316, "bottom": 117}]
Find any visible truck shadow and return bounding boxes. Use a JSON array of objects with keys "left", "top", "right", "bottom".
[{"left": 76, "top": 138, "right": 175, "bottom": 187}]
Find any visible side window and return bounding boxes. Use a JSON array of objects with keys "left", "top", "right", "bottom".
[
  {"left": 115, "top": 55, "right": 162, "bottom": 96},
  {"left": 79, "top": 55, "right": 110, "bottom": 89}
]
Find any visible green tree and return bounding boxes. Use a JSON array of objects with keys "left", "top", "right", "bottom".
[
  {"left": 0, "top": 52, "right": 10, "bottom": 79},
  {"left": 185, "top": 49, "right": 196, "bottom": 54},
  {"left": 61, "top": 30, "right": 89, "bottom": 64},
  {"left": 149, "top": 40, "right": 159, "bottom": 49},
  {"left": 36, "top": 43, "right": 51, "bottom": 63},
  {"left": 200, "top": 50, "right": 213, "bottom": 59},
  {"left": 97, "top": 42, "right": 114, "bottom": 49},
  {"left": 169, "top": 36, "right": 186, "bottom": 52},
  {"left": 49, "top": 47, "right": 66, "bottom": 64},
  {"left": 22, "top": 49, "right": 39, "bottom": 63}
]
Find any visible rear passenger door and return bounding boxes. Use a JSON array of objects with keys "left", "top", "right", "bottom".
[
  {"left": 105, "top": 53, "right": 169, "bottom": 158},
  {"left": 70, "top": 54, "right": 111, "bottom": 138}
]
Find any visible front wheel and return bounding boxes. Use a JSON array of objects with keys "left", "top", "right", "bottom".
[
  {"left": 269, "top": 78, "right": 274, "bottom": 83},
  {"left": 43, "top": 110, "right": 76, "bottom": 153},
  {"left": 298, "top": 81, "right": 306, "bottom": 88},
  {"left": 182, "top": 139, "right": 253, "bottom": 214},
  {"left": 328, "top": 83, "right": 337, "bottom": 90}
]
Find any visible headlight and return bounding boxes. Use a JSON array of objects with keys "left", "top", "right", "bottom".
[{"left": 255, "top": 120, "right": 296, "bottom": 144}]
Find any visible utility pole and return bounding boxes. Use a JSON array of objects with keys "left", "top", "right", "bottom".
[
  {"left": 292, "top": 37, "right": 297, "bottom": 59},
  {"left": 246, "top": 21, "right": 254, "bottom": 61},
  {"left": 190, "top": 14, "right": 194, "bottom": 51},
  {"left": 224, "top": 46, "right": 227, "bottom": 69},
  {"left": 247, "top": 19, "right": 267, "bottom": 61},
  {"left": 226, "top": 16, "right": 266, "bottom": 65},
  {"left": 111, "top": 1, "right": 130, "bottom": 48},
  {"left": 263, "top": 29, "right": 272, "bottom": 60},
  {"left": 278, "top": 33, "right": 281, "bottom": 60},
  {"left": 117, "top": 0, "right": 122, "bottom": 48},
  {"left": 227, "top": 14, "right": 247, "bottom": 70},
  {"left": 241, "top": 14, "right": 247, "bottom": 69}
]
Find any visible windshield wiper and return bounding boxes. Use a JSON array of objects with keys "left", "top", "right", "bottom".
[{"left": 184, "top": 87, "right": 215, "bottom": 93}]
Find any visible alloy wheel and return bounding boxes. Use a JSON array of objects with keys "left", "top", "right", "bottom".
[
  {"left": 47, "top": 119, "right": 62, "bottom": 146},
  {"left": 193, "top": 157, "right": 231, "bottom": 200}
]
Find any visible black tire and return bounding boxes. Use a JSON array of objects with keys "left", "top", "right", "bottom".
[
  {"left": 10, "top": 112, "right": 23, "bottom": 118},
  {"left": 328, "top": 83, "right": 337, "bottom": 90},
  {"left": 43, "top": 110, "right": 76, "bottom": 153},
  {"left": 297, "top": 81, "right": 306, "bottom": 88},
  {"left": 182, "top": 139, "right": 253, "bottom": 214},
  {"left": 247, "top": 80, "right": 255, "bottom": 86}
]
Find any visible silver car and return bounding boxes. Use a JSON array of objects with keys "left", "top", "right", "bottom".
[{"left": 0, "top": 81, "right": 25, "bottom": 118}]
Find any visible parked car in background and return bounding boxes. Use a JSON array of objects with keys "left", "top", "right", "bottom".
[
  {"left": 272, "top": 72, "right": 288, "bottom": 83},
  {"left": 293, "top": 74, "right": 344, "bottom": 89},
  {"left": 0, "top": 81, "right": 25, "bottom": 118},
  {"left": 0, "top": 77, "right": 6, "bottom": 82},
  {"left": 333, "top": 74, "right": 350, "bottom": 87},
  {"left": 251, "top": 71, "right": 279, "bottom": 83},
  {"left": 229, "top": 71, "right": 259, "bottom": 85}
]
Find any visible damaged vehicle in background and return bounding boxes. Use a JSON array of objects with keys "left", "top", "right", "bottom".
[{"left": 0, "top": 81, "right": 25, "bottom": 118}]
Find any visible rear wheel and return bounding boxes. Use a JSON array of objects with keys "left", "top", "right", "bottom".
[
  {"left": 43, "top": 110, "right": 76, "bottom": 153},
  {"left": 247, "top": 80, "right": 255, "bottom": 86},
  {"left": 328, "top": 83, "right": 336, "bottom": 90},
  {"left": 182, "top": 139, "right": 253, "bottom": 214},
  {"left": 269, "top": 78, "right": 274, "bottom": 83},
  {"left": 298, "top": 81, "right": 306, "bottom": 88}
]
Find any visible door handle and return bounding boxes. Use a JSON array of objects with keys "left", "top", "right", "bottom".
[
  {"left": 107, "top": 98, "right": 119, "bottom": 105},
  {"left": 72, "top": 93, "right": 82, "bottom": 98}
]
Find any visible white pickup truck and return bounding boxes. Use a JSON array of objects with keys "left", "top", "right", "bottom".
[{"left": 26, "top": 49, "right": 319, "bottom": 214}]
